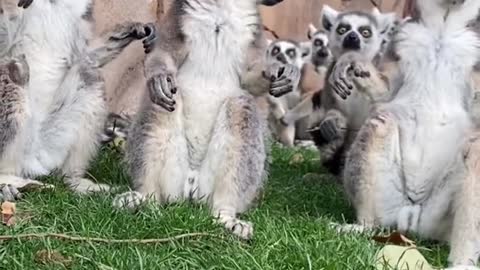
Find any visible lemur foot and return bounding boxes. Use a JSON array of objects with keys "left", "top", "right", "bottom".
[
  {"left": 113, "top": 191, "right": 146, "bottom": 210},
  {"left": 263, "top": 62, "right": 301, "bottom": 98},
  {"left": 148, "top": 72, "right": 178, "bottom": 112},
  {"left": 329, "top": 222, "right": 376, "bottom": 235},
  {"left": 217, "top": 215, "right": 254, "bottom": 240},
  {"left": 0, "top": 176, "right": 53, "bottom": 202}
]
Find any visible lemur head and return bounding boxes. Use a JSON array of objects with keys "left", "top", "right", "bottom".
[
  {"left": 320, "top": 5, "right": 397, "bottom": 61},
  {"left": 0, "top": 54, "right": 29, "bottom": 87},
  {"left": 307, "top": 24, "right": 332, "bottom": 71},
  {"left": 265, "top": 39, "right": 310, "bottom": 70}
]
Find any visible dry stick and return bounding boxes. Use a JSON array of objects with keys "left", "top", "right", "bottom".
[
  {"left": 263, "top": 24, "right": 279, "bottom": 39},
  {"left": 0, "top": 232, "right": 219, "bottom": 244}
]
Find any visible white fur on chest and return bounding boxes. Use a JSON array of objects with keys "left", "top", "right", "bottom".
[{"left": 178, "top": 0, "right": 258, "bottom": 166}]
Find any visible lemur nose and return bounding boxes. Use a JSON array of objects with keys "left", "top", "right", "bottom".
[
  {"left": 343, "top": 32, "right": 361, "bottom": 50},
  {"left": 276, "top": 54, "right": 287, "bottom": 64},
  {"left": 317, "top": 48, "right": 329, "bottom": 58}
]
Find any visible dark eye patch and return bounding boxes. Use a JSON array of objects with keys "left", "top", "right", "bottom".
[
  {"left": 286, "top": 48, "right": 296, "bottom": 59},
  {"left": 271, "top": 46, "right": 280, "bottom": 56},
  {"left": 358, "top": 25, "right": 372, "bottom": 38},
  {"left": 314, "top": 39, "right": 324, "bottom": 47},
  {"left": 336, "top": 23, "right": 351, "bottom": 35}
]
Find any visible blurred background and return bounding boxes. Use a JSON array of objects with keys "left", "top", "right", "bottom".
[{"left": 96, "top": 0, "right": 409, "bottom": 115}]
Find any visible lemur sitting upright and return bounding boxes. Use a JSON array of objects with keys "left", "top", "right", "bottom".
[
  {"left": 0, "top": 0, "right": 154, "bottom": 201},
  {"left": 287, "top": 6, "right": 398, "bottom": 177},
  {"left": 264, "top": 39, "right": 311, "bottom": 147}
]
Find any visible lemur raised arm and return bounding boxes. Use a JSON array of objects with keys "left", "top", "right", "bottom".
[
  {"left": 0, "top": 0, "right": 154, "bottom": 201},
  {"left": 334, "top": 0, "right": 480, "bottom": 267},
  {"left": 113, "top": 0, "right": 303, "bottom": 240}
]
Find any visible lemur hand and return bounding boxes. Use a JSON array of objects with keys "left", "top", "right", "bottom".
[
  {"left": 142, "top": 23, "right": 157, "bottom": 54},
  {"left": 263, "top": 62, "right": 301, "bottom": 98},
  {"left": 18, "top": 0, "right": 33, "bottom": 8},
  {"left": 329, "top": 55, "right": 373, "bottom": 100},
  {"left": 109, "top": 22, "right": 156, "bottom": 54},
  {"left": 147, "top": 73, "right": 177, "bottom": 112}
]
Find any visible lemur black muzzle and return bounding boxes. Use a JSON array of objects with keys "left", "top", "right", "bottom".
[
  {"left": 343, "top": 32, "right": 361, "bottom": 50},
  {"left": 261, "top": 0, "right": 284, "bottom": 6}
]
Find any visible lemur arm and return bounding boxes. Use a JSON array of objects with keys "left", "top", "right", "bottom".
[{"left": 241, "top": 42, "right": 271, "bottom": 97}]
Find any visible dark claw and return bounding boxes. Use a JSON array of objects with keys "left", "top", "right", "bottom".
[{"left": 18, "top": 0, "right": 33, "bottom": 8}]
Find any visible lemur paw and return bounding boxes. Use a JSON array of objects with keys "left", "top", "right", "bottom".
[
  {"left": 263, "top": 62, "right": 301, "bottom": 98},
  {"left": 217, "top": 216, "right": 254, "bottom": 240},
  {"left": 18, "top": 0, "right": 33, "bottom": 8},
  {"left": 113, "top": 191, "right": 146, "bottom": 210},
  {"left": 0, "top": 184, "right": 22, "bottom": 202},
  {"left": 148, "top": 73, "right": 177, "bottom": 112},
  {"left": 329, "top": 58, "right": 354, "bottom": 99}
]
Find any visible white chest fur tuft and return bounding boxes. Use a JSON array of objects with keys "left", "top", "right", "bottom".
[{"left": 178, "top": 0, "right": 259, "bottom": 167}]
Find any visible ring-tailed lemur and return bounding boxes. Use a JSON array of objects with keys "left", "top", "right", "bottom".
[
  {"left": 0, "top": 0, "right": 155, "bottom": 201},
  {"left": 284, "top": 6, "right": 398, "bottom": 177},
  {"left": 332, "top": 0, "right": 480, "bottom": 267},
  {"left": 264, "top": 38, "right": 311, "bottom": 147},
  {"left": 307, "top": 24, "right": 333, "bottom": 74},
  {"left": 113, "top": 0, "right": 303, "bottom": 240}
]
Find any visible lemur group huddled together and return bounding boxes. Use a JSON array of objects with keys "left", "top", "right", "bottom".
[{"left": 1, "top": 0, "right": 480, "bottom": 268}]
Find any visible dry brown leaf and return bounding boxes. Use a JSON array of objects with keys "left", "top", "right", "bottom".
[
  {"left": 372, "top": 231, "right": 416, "bottom": 247},
  {"left": 35, "top": 250, "right": 72, "bottom": 267},
  {"left": 1, "top": 202, "right": 16, "bottom": 226},
  {"left": 289, "top": 153, "right": 305, "bottom": 165}
]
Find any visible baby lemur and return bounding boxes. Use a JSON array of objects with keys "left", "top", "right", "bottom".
[
  {"left": 113, "top": 0, "right": 302, "bottom": 240},
  {"left": 0, "top": 0, "right": 154, "bottom": 201},
  {"left": 333, "top": 0, "right": 480, "bottom": 267}
]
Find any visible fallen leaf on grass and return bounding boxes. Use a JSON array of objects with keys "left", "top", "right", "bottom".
[
  {"left": 35, "top": 250, "right": 72, "bottom": 267},
  {"left": 289, "top": 153, "right": 305, "bottom": 165},
  {"left": 375, "top": 245, "right": 433, "bottom": 270},
  {"left": 373, "top": 231, "right": 416, "bottom": 247},
  {"left": 1, "top": 201, "right": 15, "bottom": 226}
]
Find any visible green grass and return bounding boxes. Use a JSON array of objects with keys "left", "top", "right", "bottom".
[{"left": 0, "top": 144, "right": 449, "bottom": 270}]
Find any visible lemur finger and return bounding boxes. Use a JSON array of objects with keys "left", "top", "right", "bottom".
[
  {"left": 270, "top": 86, "right": 294, "bottom": 97},
  {"left": 148, "top": 78, "right": 175, "bottom": 111},
  {"left": 339, "top": 76, "right": 353, "bottom": 90},
  {"left": 167, "top": 75, "right": 178, "bottom": 94},
  {"left": 18, "top": 0, "right": 33, "bottom": 8},
  {"left": 159, "top": 76, "right": 173, "bottom": 100},
  {"left": 334, "top": 81, "right": 350, "bottom": 98},
  {"left": 271, "top": 77, "right": 291, "bottom": 88}
]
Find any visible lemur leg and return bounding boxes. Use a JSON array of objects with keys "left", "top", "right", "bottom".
[
  {"left": 278, "top": 123, "right": 295, "bottom": 147},
  {"left": 201, "top": 95, "right": 266, "bottom": 240},
  {"left": 449, "top": 133, "right": 480, "bottom": 266},
  {"left": 0, "top": 57, "right": 45, "bottom": 200},
  {"left": 342, "top": 110, "right": 407, "bottom": 231},
  {"left": 113, "top": 99, "right": 189, "bottom": 210},
  {"left": 311, "top": 109, "right": 346, "bottom": 160}
]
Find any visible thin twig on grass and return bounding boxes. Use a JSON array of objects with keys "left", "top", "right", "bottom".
[{"left": 0, "top": 232, "right": 219, "bottom": 244}]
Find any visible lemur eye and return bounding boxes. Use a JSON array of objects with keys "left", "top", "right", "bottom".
[
  {"left": 337, "top": 26, "right": 347, "bottom": 35},
  {"left": 271, "top": 46, "right": 280, "bottom": 56},
  {"left": 314, "top": 39, "right": 324, "bottom": 47},
  {"left": 359, "top": 27, "right": 372, "bottom": 38},
  {"left": 286, "top": 49, "right": 296, "bottom": 58}
]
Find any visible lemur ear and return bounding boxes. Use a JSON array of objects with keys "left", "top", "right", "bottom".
[
  {"left": 320, "top": 5, "right": 339, "bottom": 32},
  {"left": 307, "top": 23, "right": 318, "bottom": 40},
  {"left": 266, "top": 38, "right": 273, "bottom": 46},
  {"left": 7, "top": 54, "right": 29, "bottom": 86},
  {"left": 374, "top": 9, "right": 398, "bottom": 35}
]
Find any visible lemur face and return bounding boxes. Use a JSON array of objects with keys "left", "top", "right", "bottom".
[
  {"left": 320, "top": 5, "right": 397, "bottom": 61},
  {"left": 307, "top": 24, "right": 332, "bottom": 69},
  {"left": 0, "top": 55, "right": 29, "bottom": 86},
  {"left": 265, "top": 40, "right": 309, "bottom": 70}
]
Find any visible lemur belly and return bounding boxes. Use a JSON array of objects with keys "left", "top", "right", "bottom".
[
  {"left": 9, "top": 1, "right": 84, "bottom": 174},
  {"left": 396, "top": 99, "right": 471, "bottom": 203},
  {"left": 180, "top": 0, "right": 257, "bottom": 170}
]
